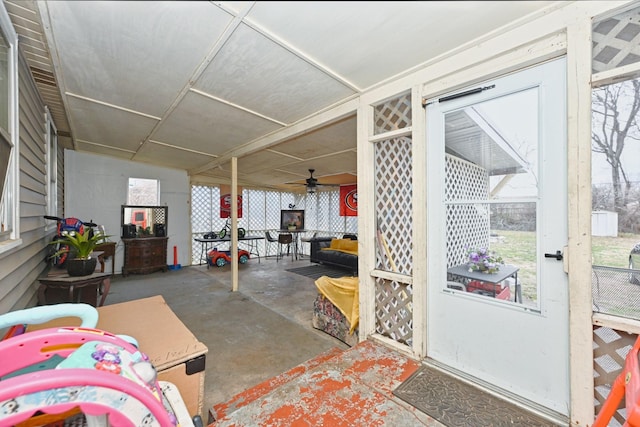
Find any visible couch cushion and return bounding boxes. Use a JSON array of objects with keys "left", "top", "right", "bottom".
[{"left": 325, "top": 238, "right": 358, "bottom": 255}]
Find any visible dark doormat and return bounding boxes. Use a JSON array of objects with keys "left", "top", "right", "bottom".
[
  {"left": 285, "top": 264, "right": 355, "bottom": 280},
  {"left": 393, "top": 365, "right": 561, "bottom": 427}
]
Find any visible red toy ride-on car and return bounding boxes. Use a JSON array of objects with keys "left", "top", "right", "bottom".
[{"left": 207, "top": 248, "right": 250, "bottom": 267}]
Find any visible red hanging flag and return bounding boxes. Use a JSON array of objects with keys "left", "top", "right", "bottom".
[
  {"left": 219, "top": 185, "right": 243, "bottom": 218},
  {"left": 339, "top": 185, "right": 357, "bottom": 216}
]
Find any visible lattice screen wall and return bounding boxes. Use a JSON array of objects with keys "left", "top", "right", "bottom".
[
  {"left": 373, "top": 92, "right": 414, "bottom": 345},
  {"left": 593, "top": 326, "right": 636, "bottom": 426},
  {"left": 592, "top": 5, "right": 640, "bottom": 74},
  {"left": 374, "top": 136, "right": 413, "bottom": 275},
  {"left": 374, "top": 93, "right": 412, "bottom": 133},
  {"left": 375, "top": 277, "right": 413, "bottom": 346},
  {"left": 445, "top": 154, "right": 491, "bottom": 268},
  {"left": 190, "top": 185, "right": 353, "bottom": 264}
]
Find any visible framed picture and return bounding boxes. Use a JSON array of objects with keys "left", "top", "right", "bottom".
[{"left": 280, "top": 210, "right": 305, "bottom": 230}]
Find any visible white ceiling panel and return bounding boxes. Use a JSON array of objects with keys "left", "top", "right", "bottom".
[
  {"left": 67, "top": 97, "right": 159, "bottom": 151},
  {"left": 235, "top": 168, "right": 307, "bottom": 188},
  {"left": 246, "top": 1, "right": 556, "bottom": 89},
  {"left": 224, "top": 150, "right": 358, "bottom": 188},
  {"left": 133, "top": 141, "right": 217, "bottom": 171},
  {"left": 194, "top": 23, "right": 356, "bottom": 124},
  {"left": 75, "top": 141, "right": 135, "bottom": 161},
  {"left": 43, "top": 1, "right": 233, "bottom": 116},
  {"left": 278, "top": 152, "right": 358, "bottom": 179},
  {"left": 268, "top": 116, "right": 357, "bottom": 159},
  {"left": 153, "top": 91, "right": 283, "bottom": 156},
  {"left": 235, "top": 150, "right": 301, "bottom": 173}
]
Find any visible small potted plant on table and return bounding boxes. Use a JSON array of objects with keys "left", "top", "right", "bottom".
[{"left": 50, "top": 230, "right": 110, "bottom": 276}]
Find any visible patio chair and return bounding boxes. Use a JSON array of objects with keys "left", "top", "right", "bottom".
[
  {"left": 276, "top": 233, "right": 293, "bottom": 262},
  {"left": 265, "top": 230, "right": 279, "bottom": 258}
]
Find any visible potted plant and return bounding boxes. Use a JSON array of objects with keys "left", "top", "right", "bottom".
[
  {"left": 138, "top": 226, "right": 153, "bottom": 237},
  {"left": 50, "top": 230, "right": 110, "bottom": 276},
  {"left": 466, "top": 246, "right": 504, "bottom": 274}
]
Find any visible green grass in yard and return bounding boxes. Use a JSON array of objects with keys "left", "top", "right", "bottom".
[
  {"left": 490, "top": 230, "right": 537, "bottom": 301},
  {"left": 592, "top": 233, "right": 639, "bottom": 268},
  {"left": 488, "top": 230, "right": 639, "bottom": 303}
]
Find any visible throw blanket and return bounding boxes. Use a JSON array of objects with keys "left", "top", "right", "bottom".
[
  {"left": 320, "top": 238, "right": 358, "bottom": 256},
  {"left": 314, "top": 276, "right": 359, "bottom": 334}
]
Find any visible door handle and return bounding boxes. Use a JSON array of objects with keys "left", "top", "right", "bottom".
[{"left": 545, "top": 250, "right": 563, "bottom": 261}]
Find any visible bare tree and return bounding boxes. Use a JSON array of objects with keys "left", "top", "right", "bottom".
[{"left": 592, "top": 79, "right": 640, "bottom": 211}]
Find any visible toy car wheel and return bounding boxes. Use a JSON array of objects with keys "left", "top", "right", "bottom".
[
  {"left": 216, "top": 257, "right": 226, "bottom": 267},
  {"left": 239, "top": 254, "right": 249, "bottom": 264}
]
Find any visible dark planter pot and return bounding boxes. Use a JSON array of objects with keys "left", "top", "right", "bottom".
[{"left": 66, "top": 257, "right": 97, "bottom": 277}]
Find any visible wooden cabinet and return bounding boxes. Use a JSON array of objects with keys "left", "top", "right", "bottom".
[{"left": 122, "top": 237, "right": 168, "bottom": 276}]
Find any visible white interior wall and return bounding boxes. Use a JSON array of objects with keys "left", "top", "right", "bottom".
[{"left": 64, "top": 150, "right": 190, "bottom": 273}]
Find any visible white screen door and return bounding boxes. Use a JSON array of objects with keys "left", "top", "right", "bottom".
[{"left": 426, "top": 58, "right": 568, "bottom": 416}]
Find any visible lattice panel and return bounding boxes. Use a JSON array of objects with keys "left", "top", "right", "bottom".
[
  {"left": 446, "top": 204, "right": 490, "bottom": 268},
  {"left": 375, "top": 136, "right": 413, "bottom": 275},
  {"left": 375, "top": 277, "right": 413, "bottom": 346},
  {"left": 329, "top": 191, "right": 343, "bottom": 233},
  {"left": 280, "top": 193, "right": 295, "bottom": 210},
  {"left": 592, "top": 6, "right": 640, "bottom": 74},
  {"left": 191, "top": 186, "right": 218, "bottom": 263},
  {"left": 151, "top": 207, "right": 166, "bottom": 226},
  {"left": 445, "top": 154, "right": 489, "bottom": 201},
  {"left": 305, "top": 193, "right": 318, "bottom": 232},
  {"left": 191, "top": 186, "right": 214, "bottom": 234},
  {"left": 593, "top": 326, "right": 636, "bottom": 426},
  {"left": 246, "top": 190, "right": 265, "bottom": 232},
  {"left": 308, "top": 190, "right": 346, "bottom": 235},
  {"left": 374, "top": 92, "right": 412, "bottom": 134},
  {"left": 265, "top": 191, "right": 282, "bottom": 230},
  {"left": 445, "top": 154, "right": 490, "bottom": 267},
  {"left": 344, "top": 216, "right": 358, "bottom": 235}
]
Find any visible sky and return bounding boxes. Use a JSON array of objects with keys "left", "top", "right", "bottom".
[{"left": 470, "top": 83, "right": 640, "bottom": 190}]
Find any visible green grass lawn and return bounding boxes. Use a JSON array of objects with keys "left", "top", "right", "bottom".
[
  {"left": 489, "top": 230, "right": 639, "bottom": 302},
  {"left": 592, "top": 233, "right": 639, "bottom": 268}
]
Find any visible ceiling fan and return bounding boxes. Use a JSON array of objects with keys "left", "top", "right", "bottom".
[{"left": 301, "top": 169, "right": 339, "bottom": 193}]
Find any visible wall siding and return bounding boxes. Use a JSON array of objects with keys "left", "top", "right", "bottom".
[{"left": 0, "top": 50, "right": 50, "bottom": 313}]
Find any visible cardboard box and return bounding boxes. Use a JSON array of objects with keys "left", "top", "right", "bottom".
[{"left": 27, "top": 295, "right": 208, "bottom": 418}]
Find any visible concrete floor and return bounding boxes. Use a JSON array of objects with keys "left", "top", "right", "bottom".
[{"left": 103, "top": 254, "right": 350, "bottom": 417}]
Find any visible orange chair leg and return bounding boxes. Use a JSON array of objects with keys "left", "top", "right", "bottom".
[{"left": 594, "top": 371, "right": 627, "bottom": 427}]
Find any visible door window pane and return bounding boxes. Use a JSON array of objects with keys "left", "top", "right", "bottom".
[{"left": 444, "top": 88, "right": 539, "bottom": 307}]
